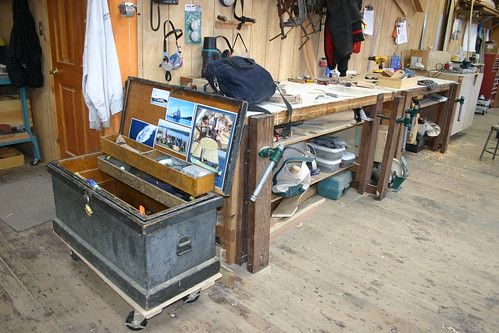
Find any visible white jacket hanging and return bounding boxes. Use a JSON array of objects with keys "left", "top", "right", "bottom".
[{"left": 82, "top": 0, "right": 123, "bottom": 131}]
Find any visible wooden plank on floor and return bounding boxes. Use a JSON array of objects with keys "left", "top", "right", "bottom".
[{"left": 270, "top": 196, "right": 325, "bottom": 242}]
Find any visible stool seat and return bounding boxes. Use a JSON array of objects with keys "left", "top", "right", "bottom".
[{"left": 479, "top": 125, "right": 499, "bottom": 160}]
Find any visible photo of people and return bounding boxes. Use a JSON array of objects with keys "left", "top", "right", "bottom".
[
  {"left": 166, "top": 97, "right": 195, "bottom": 127},
  {"left": 155, "top": 119, "right": 191, "bottom": 156},
  {"left": 128, "top": 118, "right": 158, "bottom": 148},
  {"left": 188, "top": 104, "right": 237, "bottom": 189},
  {"left": 150, "top": 88, "right": 170, "bottom": 108}
]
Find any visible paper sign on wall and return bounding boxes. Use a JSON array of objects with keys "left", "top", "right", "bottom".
[
  {"left": 396, "top": 20, "right": 408, "bottom": 45},
  {"left": 363, "top": 7, "right": 374, "bottom": 36}
]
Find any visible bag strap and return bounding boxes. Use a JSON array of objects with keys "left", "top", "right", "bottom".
[
  {"left": 248, "top": 84, "right": 293, "bottom": 137},
  {"left": 233, "top": 0, "right": 256, "bottom": 30},
  {"left": 226, "top": 56, "right": 256, "bottom": 69}
]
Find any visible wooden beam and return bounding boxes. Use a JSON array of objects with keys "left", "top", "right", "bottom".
[
  {"left": 356, "top": 93, "right": 384, "bottom": 195},
  {"left": 412, "top": 0, "right": 424, "bottom": 12},
  {"left": 394, "top": 0, "right": 408, "bottom": 16},
  {"left": 436, "top": 83, "right": 459, "bottom": 153},
  {"left": 218, "top": 124, "right": 248, "bottom": 265},
  {"left": 377, "top": 95, "right": 405, "bottom": 200},
  {"left": 245, "top": 114, "right": 274, "bottom": 273}
]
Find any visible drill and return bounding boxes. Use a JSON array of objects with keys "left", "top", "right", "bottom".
[{"left": 368, "top": 56, "right": 387, "bottom": 73}]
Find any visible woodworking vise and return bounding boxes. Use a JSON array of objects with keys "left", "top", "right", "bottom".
[
  {"left": 406, "top": 101, "right": 420, "bottom": 141},
  {"left": 250, "top": 144, "right": 285, "bottom": 202},
  {"left": 368, "top": 56, "right": 388, "bottom": 73},
  {"left": 378, "top": 104, "right": 419, "bottom": 153}
]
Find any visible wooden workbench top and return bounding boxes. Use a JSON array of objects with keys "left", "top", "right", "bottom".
[{"left": 251, "top": 77, "right": 457, "bottom": 125}]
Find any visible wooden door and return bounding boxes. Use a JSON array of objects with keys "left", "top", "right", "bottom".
[{"left": 46, "top": 0, "right": 100, "bottom": 158}]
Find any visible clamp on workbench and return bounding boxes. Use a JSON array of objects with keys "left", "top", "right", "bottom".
[{"left": 249, "top": 145, "right": 285, "bottom": 202}]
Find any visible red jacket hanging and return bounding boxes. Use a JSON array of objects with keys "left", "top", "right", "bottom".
[{"left": 324, "top": 0, "right": 364, "bottom": 77}]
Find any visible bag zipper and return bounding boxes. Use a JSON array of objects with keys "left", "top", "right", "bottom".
[{"left": 213, "top": 76, "right": 221, "bottom": 93}]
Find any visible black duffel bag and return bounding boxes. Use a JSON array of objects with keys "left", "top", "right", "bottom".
[
  {"left": 204, "top": 56, "right": 294, "bottom": 137},
  {"left": 204, "top": 56, "right": 276, "bottom": 104}
]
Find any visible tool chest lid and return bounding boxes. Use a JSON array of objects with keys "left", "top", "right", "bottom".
[{"left": 116, "top": 77, "right": 248, "bottom": 196}]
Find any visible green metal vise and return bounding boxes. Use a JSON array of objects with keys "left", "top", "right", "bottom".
[{"left": 250, "top": 144, "right": 285, "bottom": 202}]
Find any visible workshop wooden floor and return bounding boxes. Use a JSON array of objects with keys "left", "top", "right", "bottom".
[{"left": 1, "top": 109, "right": 498, "bottom": 333}]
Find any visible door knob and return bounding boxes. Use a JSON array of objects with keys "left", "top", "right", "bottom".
[{"left": 48, "top": 67, "right": 59, "bottom": 75}]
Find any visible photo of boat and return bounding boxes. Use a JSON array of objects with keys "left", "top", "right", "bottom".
[
  {"left": 169, "top": 108, "right": 181, "bottom": 120},
  {"left": 128, "top": 118, "right": 158, "bottom": 148},
  {"left": 166, "top": 97, "right": 195, "bottom": 127}
]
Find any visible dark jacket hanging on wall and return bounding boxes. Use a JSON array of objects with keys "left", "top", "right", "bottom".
[
  {"left": 6, "top": 0, "right": 43, "bottom": 88},
  {"left": 324, "top": 0, "right": 364, "bottom": 77}
]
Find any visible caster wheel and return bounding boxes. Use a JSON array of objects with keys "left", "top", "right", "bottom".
[
  {"left": 30, "top": 159, "right": 39, "bottom": 166},
  {"left": 182, "top": 290, "right": 200, "bottom": 304},
  {"left": 125, "top": 311, "right": 147, "bottom": 331},
  {"left": 69, "top": 250, "right": 80, "bottom": 261}
]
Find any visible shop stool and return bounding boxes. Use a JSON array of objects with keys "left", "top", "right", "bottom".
[{"left": 479, "top": 124, "right": 499, "bottom": 160}]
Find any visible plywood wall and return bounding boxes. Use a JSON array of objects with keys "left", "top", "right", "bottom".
[{"left": 138, "top": 0, "right": 450, "bottom": 84}]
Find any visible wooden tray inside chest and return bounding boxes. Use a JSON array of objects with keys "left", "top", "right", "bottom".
[{"left": 100, "top": 134, "right": 213, "bottom": 197}]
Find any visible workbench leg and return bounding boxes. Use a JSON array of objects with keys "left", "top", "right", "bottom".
[
  {"left": 218, "top": 126, "right": 248, "bottom": 265},
  {"left": 437, "top": 83, "right": 458, "bottom": 153},
  {"left": 377, "top": 95, "right": 405, "bottom": 200},
  {"left": 357, "top": 93, "right": 384, "bottom": 195},
  {"left": 244, "top": 114, "right": 274, "bottom": 273}
]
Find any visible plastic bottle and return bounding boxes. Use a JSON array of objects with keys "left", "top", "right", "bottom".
[{"left": 318, "top": 57, "right": 327, "bottom": 77}]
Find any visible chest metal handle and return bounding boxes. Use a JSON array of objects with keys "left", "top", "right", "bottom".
[{"left": 176, "top": 235, "right": 192, "bottom": 256}]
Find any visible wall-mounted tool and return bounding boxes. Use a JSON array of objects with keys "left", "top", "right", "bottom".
[
  {"left": 250, "top": 144, "right": 285, "bottom": 202},
  {"left": 118, "top": 2, "right": 137, "bottom": 18},
  {"left": 368, "top": 56, "right": 387, "bottom": 73},
  {"left": 150, "top": 0, "right": 179, "bottom": 31},
  {"left": 233, "top": 0, "right": 256, "bottom": 30},
  {"left": 159, "top": 20, "right": 183, "bottom": 81},
  {"left": 201, "top": 36, "right": 233, "bottom": 78},
  {"left": 455, "top": 96, "right": 465, "bottom": 121}
]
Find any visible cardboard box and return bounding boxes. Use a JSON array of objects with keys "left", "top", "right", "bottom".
[
  {"left": 0, "top": 148, "right": 25, "bottom": 170},
  {"left": 484, "top": 42, "right": 498, "bottom": 55},
  {"left": 377, "top": 76, "right": 418, "bottom": 89},
  {"left": 0, "top": 96, "right": 33, "bottom": 128},
  {"left": 410, "top": 50, "right": 451, "bottom": 71}
]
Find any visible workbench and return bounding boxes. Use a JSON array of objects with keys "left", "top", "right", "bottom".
[{"left": 217, "top": 76, "right": 459, "bottom": 273}]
